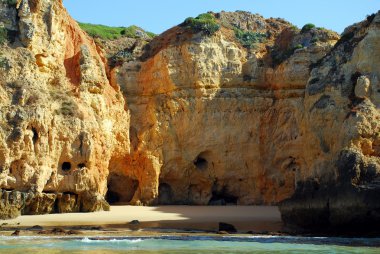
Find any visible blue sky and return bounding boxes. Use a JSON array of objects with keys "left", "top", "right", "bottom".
[{"left": 63, "top": 0, "right": 379, "bottom": 34}]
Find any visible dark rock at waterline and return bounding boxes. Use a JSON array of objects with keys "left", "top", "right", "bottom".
[
  {"left": 66, "top": 229, "right": 82, "bottom": 235},
  {"left": 279, "top": 150, "right": 380, "bottom": 233},
  {"left": 26, "top": 225, "right": 43, "bottom": 231},
  {"left": 11, "top": 230, "right": 20, "bottom": 236},
  {"left": 128, "top": 220, "right": 140, "bottom": 225},
  {"left": 51, "top": 227, "right": 66, "bottom": 234},
  {"left": 218, "top": 222, "right": 237, "bottom": 233}
]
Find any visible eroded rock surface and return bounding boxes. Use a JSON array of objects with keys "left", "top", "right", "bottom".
[
  {"left": 0, "top": 0, "right": 129, "bottom": 218},
  {"left": 1, "top": 0, "right": 380, "bottom": 231},
  {"left": 113, "top": 11, "right": 339, "bottom": 206},
  {"left": 280, "top": 13, "right": 380, "bottom": 231}
]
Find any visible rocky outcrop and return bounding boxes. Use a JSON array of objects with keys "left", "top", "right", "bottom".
[
  {"left": 0, "top": 0, "right": 130, "bottom": 218},
  {"left": 280, "top": 13, "right": 380, "bottom": 231}
]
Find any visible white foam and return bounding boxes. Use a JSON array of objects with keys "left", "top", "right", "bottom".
[{"left": 81, "top": 237, "right": 143, "bottom": 243}]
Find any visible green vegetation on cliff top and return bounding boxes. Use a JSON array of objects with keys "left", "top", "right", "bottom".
[
  {"left": 78, "top": 22, "right": 156, "bottom": 40},
  {"left": 183, "top": 13, "right": 220, "bottom": 36}
]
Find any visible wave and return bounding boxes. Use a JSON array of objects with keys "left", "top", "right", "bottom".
[
  {"left": 80, "top": 237, "right": 144, "bottom": 243},
  {"left": 0, "top": 234, "right": 379, "bottom": 248}
]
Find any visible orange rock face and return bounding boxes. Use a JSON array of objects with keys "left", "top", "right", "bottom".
[
  {"left": 1, "top": 0, "right": 380, "bottom": 229},
  {"left": 113, "top": 12, "right": 340, "bottom": 205},
  {"left": 0, "top": 0, "right": 130, "bottom": 217}
]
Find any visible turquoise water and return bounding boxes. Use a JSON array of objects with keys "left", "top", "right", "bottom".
[{"left": 0, "top": 235, "right": 379, "bottom": 253}]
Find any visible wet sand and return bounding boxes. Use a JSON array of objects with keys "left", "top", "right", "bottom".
[{"left": 0, "top": 206, "right": 282, "bottom": 233}]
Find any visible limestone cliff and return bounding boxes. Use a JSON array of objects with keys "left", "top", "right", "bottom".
[
  {"left": 0, "top": 0, "right": 130, "bottom": 218},
  {"left": 112, "top": 11, "right": 339, "bottom": 206},
  {"left": 1, "top": 0, "right": 380, "bottom": 231},
  {"left": 280, "top": 13, "right": 380, "bottom": 231}
]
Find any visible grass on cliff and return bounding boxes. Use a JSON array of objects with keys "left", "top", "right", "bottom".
[
  {"left": 183, "top": 13, "right": 220, "bottom": 36},
  {"left": 234, "top": 28, "right": 267, "bottom": 49},
  {"left": 78, "top": 22, "right": 156, "bottom": 40}
]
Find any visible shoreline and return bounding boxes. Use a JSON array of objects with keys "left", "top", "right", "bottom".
[
  {"left": 0, "top": 205, "right": 282, "bottom": 236},
  {"left": 1, "top": 206, "right": 379, "bottom": 238}
]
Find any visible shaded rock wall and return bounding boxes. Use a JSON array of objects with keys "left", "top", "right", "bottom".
[{"left": 280, "top": 13, "right": 380, "bottom": 230}]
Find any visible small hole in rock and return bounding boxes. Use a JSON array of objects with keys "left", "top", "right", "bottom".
[
  {"left": 61, "top": 162, "right": 71, "bottom": 172},
  {"left": 194, "top": 156, "right": 208, "bottom": 170},
  {"left": 32, "top": 128, "right": 38, "bottom": 144},
  {"left": 77, "top": 163, "right": 86, "bottom": 169}
]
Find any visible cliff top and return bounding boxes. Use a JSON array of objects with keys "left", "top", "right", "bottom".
[{"left": 135, "top": 11, "right": 339, "bottom": 66}]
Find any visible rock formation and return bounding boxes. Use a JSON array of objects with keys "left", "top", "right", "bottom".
[
  {"left": 112, "top": 11, "right": 340, "bottom": 206},
  {"left": 279, "top": 13, "right": 380, "bottom": 231},
  {"left": 0, "top": 0, "right": 379, "bottom": 231},
  {"left": 0, "top": 0, "right": 130, "bottom": 218}
]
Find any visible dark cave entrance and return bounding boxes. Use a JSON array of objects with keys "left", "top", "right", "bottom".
[
  {"left": 194, "top": 151, "right": 211, "bottom": 170},
  {"left": 157, "top": 183, "right": 173, "bottom": 205},
  {"left": 105, "top": 190, "right": 120, "bottom": 204},
  {"left": 106, "top": 173, "right": 139, "bottom": 205},
  {"left": 208, "top": 186, "right": 238, "bottom": 206},
  {"left": 61, "top": 162, "right": 72, "bottom": 172}
]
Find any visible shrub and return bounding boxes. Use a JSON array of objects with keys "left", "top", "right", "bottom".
[
  {"left": 121, "top": 25, "right": 145, "bottom": 38},
  {"left": 183, "top": 13, "right": 220, "bottom": 36},
  {"left": 234, "top": 28, "right": 266, "bottom": 49},
  {"left": 0, "top": 27, "right": 8, "bottom": 45},
  {"left": 0, "top": 56, "right": 10, "bottom": 69},
  {"left": 311, "top": 37, "right": 319, "bottom": 43},
  {"left": 301, "top": 23, "right": 316, "bottom": 33},
  {"left": 109, "top": 49, "right": 134, "bottom": 67},
  {"left": 4, "top": 0, "right": 17, "bottom": 6}
]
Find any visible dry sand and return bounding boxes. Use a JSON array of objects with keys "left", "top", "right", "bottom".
[{"left": 0, "top": 206, "right": 282, "bottom": 232}]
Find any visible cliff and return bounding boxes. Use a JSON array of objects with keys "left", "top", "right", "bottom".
[
  {"left": 0, "top": 0, "right": 130, "bottom": 218},
  {"left": 0, "top": 0, "right": 379, "bottom": 231},
  {"left": 112, "top": 11, "right": 339, "bottom": 206},
  {"left": 280, "top": 13, "right": 380, "bottom": 231}
]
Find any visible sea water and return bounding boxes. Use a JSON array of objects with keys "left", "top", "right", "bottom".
[{"left": 0, "top": 235, "right": 379, "bottom": 253}]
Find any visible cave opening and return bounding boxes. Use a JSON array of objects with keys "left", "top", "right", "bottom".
[
  {"left": 106, "top": 173, "right": 139, "bottom": 205},
  {"left": 61, "top": 162, "right": 72, "bottom": 172},
  {"left": 32, "top": 127, "right": 38, "bottom": 144},
  {"left": 194, "top": 153, "right": 209, "bottom": 170},
  {"left": 105, "top": 190, "right": 120, "bottom": 204},
  {"left": 208, "top": 186, "right": 238, "bottom": 206},
  {"left": 158, "top": 183, "right": 173, "bottom": 205},
  {"left": 77, "top": 163, "right": 86, "bottom": 169}
]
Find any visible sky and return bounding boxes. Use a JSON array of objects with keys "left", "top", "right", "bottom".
[{"left": 63, "top": 0, "right": 380, "bottom": 34}]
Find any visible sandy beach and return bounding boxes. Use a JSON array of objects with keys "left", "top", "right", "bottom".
[{"left": 0, "top": 206, "right": 282, "bottom": 233}]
